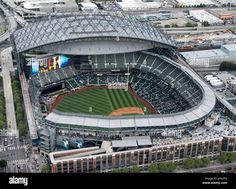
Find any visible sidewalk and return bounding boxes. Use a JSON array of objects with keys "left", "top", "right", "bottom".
[{"left": 174, "top": 162, "right": 236, "bottom": 173}]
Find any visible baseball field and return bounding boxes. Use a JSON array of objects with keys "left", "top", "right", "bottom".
[{"left": 55, "top": 88, "right": 153, "bottom": 115}]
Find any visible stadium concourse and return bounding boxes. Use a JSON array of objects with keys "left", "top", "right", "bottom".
[{"left": 11, "top": 11, "right": 216, "bottom": 157}]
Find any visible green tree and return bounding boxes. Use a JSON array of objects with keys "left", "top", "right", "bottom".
[
  {"left": 228, "top": 27, "right": 235, "bottom": 33},
  {"left": 11, "top": 75, "right": 27, "bottom": 139},
  {"left": 41, "top": 165, "right": 50, "bottom": 173},
  {"left": 0, "top": 101, "right": 4, "bottom": 106},
  {"left": 164, "top": 24, "right": 170, "bottom": 28},
  {"left": 0, "top": 100, "right": 3, "bottom": 106},
  {"left": 148, "top": 163, "right": 159, "bottom": 173},
  {"left": 183, "top": 158, "right": 194, "bottom": 169},
  {"left": 171, "top": 23, "right": 178, "bottom": 28},
  {"left": 12, "top": 83, "right": 20, "bottom": 92},
  {"left": 18, "top": 121, "right": 27, "bottom": 137},
  {"left": 158, "top": 162, "right": 168, "bottom": 173},
  {"left": 16, "top": 113, "right": 24, "bottom": 122},
  {"left": 111, "top": 169, "right": 121, "bottom": 173},
  {"left": 0, "top": 160, "right": 7, "bottom": 168},
  {"left": 13, "top": 88, "right": 21, "bottom": 96},
  {"left": 130, "top": 165, "right": 140, "bottom": 173},
  {"left": 218, "top": 152, "right": 227, "bottom": 164},
  {"left": 202, "top": 21, "right": 210, "bottom": 27},
  {"left": 14, "top": 93, "right": 21, "bottom": 104},
  {"left": 0, "top": 96, "right": 4, "bottom": 103},
  {"left": 202, "top": 157, "right": 210, "bottom": 167},
  {"left": 166, "top": 162, "right": 176, "bottom": 172},
  {"left": 0, "top": 119, "right": 5, "bottom": 130},
  {"left": 185, "top": 22, "right": 193, "bottom": 27},
  {"left": 233, "top": 153, "right": 236, "bottom": 162},
  {"left": 194, "top": 158, "right": 203, "bottom": 168},
  {"left": 16, "top": 104, "right": 24, "bottom": 115},
  {"left": 220, "top": 61, "right": 236, "bottom": 71},
  {"left": 0, "top": 112, "right": 5, "bottom": 119},
  {"left": 0, "top": 105, "right": 4, "bottom": 113},
  {"left": 120, "top": 167, "right": 129, "bottom": 173},
  {"left": 226, "top": 152, "right": 236, "bottom": 163},
  {"left": 0, "top": 99, "right": 4, "bottom": 106}
]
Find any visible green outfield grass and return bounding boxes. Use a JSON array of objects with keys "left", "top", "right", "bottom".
[{"left": 56, "top": 88, "right": 151, "bottom": 115}]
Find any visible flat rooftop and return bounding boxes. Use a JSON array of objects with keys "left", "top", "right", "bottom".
[
  {"left": 153, "top": 116, "right": 235, "bottom": 147},
  {"left": 122, "top": 136, "right": 152, "bottom": 146},
  {"left": 50, "top": 146, "right": 106, "bottom": 162},
  {"left": 181, "top": 49, "right": 228, "bottom": 60},
  {"left": 189, "top": 9, "right": 223, "bottom": 24},
  {"left": 112, "top": 140, "right": 137, "bottom": 148},
  {"left": 222, "top": 44, "right": 236, "bottom": 52},
  {"left": 199, "top": 71, "right": 236, "bottom": 115}
]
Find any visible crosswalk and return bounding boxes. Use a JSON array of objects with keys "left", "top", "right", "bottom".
[
  {"left": 8, "top": 158, "right": 29, "bottom": 164},
  {"left": 0, "top": 145, "right": 26, "bottom": 152},
  {"left": 7, "top": 146, "right": 24, "bottom": 150}
]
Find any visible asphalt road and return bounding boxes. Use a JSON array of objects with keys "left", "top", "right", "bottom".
[
  {"left": 0, "top": 40, "right": 10, "bottom": 50},
  {"left": 0, "top": 0, "right": 18, "bottom": 43},
  {"left": 0, "top": 2, "right": 17, "bottom": 32},
  {"left": 0, "top": 143, "right": 29, "bottom": 173},
  {"left": 0, "top": 47, "right": 18, "bottom": 139},
  {"left": 19, "top": 73, "right": 38, "bottom": 141},
  {"left": 175, "top": 162, "right": 236, "bottom": 173},
  {"left": 0, "top": 145, "right": 27, "bottom": 162},
  {"left": 125, "top": 7, "right": 231, "bottom": 15}
]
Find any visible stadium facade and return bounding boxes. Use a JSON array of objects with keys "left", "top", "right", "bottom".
[
  {"left": 50, "top": 135, "right": 236, "bottom": 173},
  {"left": 11, "top": 11, "right": 216, "bottom": 154}
]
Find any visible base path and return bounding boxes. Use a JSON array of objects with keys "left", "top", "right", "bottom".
[{"left": 110, "top": 107, "right": 144, "bottom": 116}]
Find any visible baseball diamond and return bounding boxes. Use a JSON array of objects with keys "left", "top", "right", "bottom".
[{"left": 55, "top": 88, "right": 152, "bottom": 115}]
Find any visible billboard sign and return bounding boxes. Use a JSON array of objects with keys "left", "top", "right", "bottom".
[{"left": 31, "top": 55, "right": 70, "bottom": 75}]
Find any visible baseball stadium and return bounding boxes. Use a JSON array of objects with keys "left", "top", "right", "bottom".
[{"left": 11, "top": 11, "right": 216, "bottom": 152}]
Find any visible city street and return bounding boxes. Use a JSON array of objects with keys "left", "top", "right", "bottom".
[
  {"left": 0, "top": 47, "right": 18, "bottom": 141},
  {"left": 174, "top": 162, "right": 236, "bottom": 173},
  {"left": 0, "top": 143, "right": 29, "bottom": 172},
  {"left": 0, "top": 134, "right": 14, "bottom": 147},
  {"left": 27, "top": 151, "right": 48, "bottom": 173}
]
